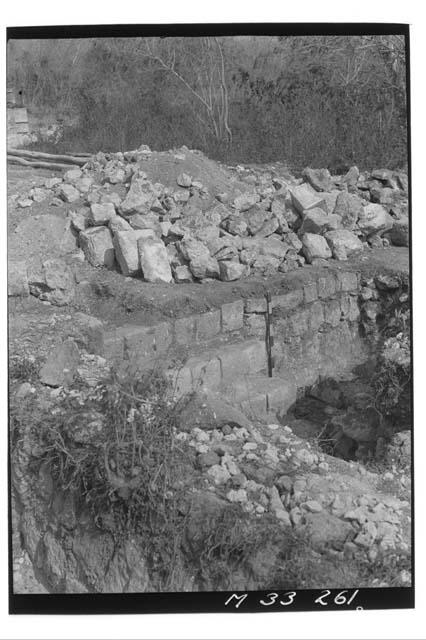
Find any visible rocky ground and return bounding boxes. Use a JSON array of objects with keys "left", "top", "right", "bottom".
[
  {"left": 8, "top": 146, "right": 412, "bottom": 594},
  {"left": 8, "top": 144, "right": 408, "bottom": 309}
]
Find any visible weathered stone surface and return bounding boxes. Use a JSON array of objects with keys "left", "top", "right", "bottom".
[
  {"left": 252, "top": 255, "right": 281, "bottom": 275},
  {"left": 333, "top": 192, "right": 363, "bottom": 230},
  {"left": 113, "top": 230, "right": 140, "bottom": 275},
  {"left": 127, "top": 213, "right": 161, "bottom": 234},
  {"left": 8, "top": 261, "right": 29, "bottom": 296},
  {"left": 69, "top": 208, "right": 90, "bottom": 232},
  {"left": 303, "top": 167, "right": 332, "bottom": 192},
  {"left": 108, "top": 216, "right": 132, "bottom": 233},
  {"left": 72, "top": 312, "right": 104, "bottom": 354},
  {"left": 138, "top": 237, "right": 172, "bottom": 283},
  {"left": 45, "top": 177, "right": 62, "bottom": 189},
  {"left": 325, "top": 229, "right": 363, "bottom": 261},
  {"left": 341, "top": 165, "right": 360, "bottom": 188},
  {"left": 89, "top": 203, "right": 116, "bottom": 226},
  {"left": 31, "top": 187, "right": 50, "bottom": 203},
  {"left": 251, "top": 236, "right": 290, "bottom": 260},
  {"left": 64, "top": 168, "right": 83, "bottom": 183},
  {"left": 178, "top": 238, "right": 209, "bottom": 263},
  {"left": 299, "top": 208, "right": 341, "bottom": 234},
  {"left": 176, "top": 172, "right": 192, "bottom": 187},
  {"left": 370, "top": 186, "right": 396, "bottom": 206},
  {"left": 120, "top": 177, "right": 159, "bottom": 215},
  {"left": 194, "top": 311, "right": 221, "bottom": 341},
  {"left": 57, "top": 183, "right": 80, "bottom": 203},
  {"left": 17, "top": 198, "right": 33, "bottom": 208},
  {"left": 28, "top": 258, "right": 75, "bottom": 305},
  {"left": 221, "top": 299, "right": 244, "bottom": 331},
  {"left": 219, "top": 261, "right": 247, "bottom": 281},
  {"left": 290, "top": 184, "right": 325, "bottom": 214},
  {"left": 256, "top": 217, "right": 280, "bottom": 237},
  {"left": 40, "top": 339, "right": 80, "bottom": 387},
  {"left": 11, "top": 215, "right": 78, "bottom": 262},
  {"left": 371, "top": 168, "right": 394, "bottom": 183},
  {"left": 80, "top": 227, "right": 115, "bottom": 268},
  {"left": 302, "top": 511, "right": 353, "bottom": 550},
  {"left": 321, "top": 190, "right": 340, "bottom": 215},
  {"left": 389, "top": 216, "right": 409, "bottom": 247},
  {"left": 358, "top": 203, "right": 393, "bottom": 237},
  {"left": 245, "top": 206, "right": 268, "bottom": 234},
  {"left": 221, "top": 216, "right": 248, "bottom": 236},
  {"left": 233, "top": 192, "right": 260, "bottom": 211},
  {"left": 134, "top": 228, "right": 157, "bottom": 244},
  {"left": 177, "top": 390, "right": 252, "bottom": 432},
  {"left": 173, "top": 265, "right": 193, "bottom": 283},
  {"left": 301, "top": 233, "right": 332, "bottom": 263},
  {"left": 190, "top": 254, "right": 220, "bottom": 280},
  {"left": 74, "top": 176, "right": 94, "bottom": 193},
  {"left": 207, "top": 237, "right": 238, "bottom": 261}
]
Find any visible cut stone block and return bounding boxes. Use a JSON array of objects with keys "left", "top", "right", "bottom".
[
  {"left": 113, "top": 229, "right": 140, "bottom": 275},
  {"left": 325, "top": 229, "right": 363, "bottom": 261},
  {"left": 138, "top": 237, "right": 172, "bottom": 283},
  {"left": 221, "top": 299, "right": 244, "bottom": 332},
  {"left": 195, "top": 310, "right": 221, "bottom": 341},
  {"left": 289, "top": 184, "right": 326, "bottom": 214},
  {"left": 301, "top": 233, "right": 332, "bottom": 263},
  {"left": 89, "top": 203, "right": 116, "bottom": 226},
  {"left": 358, "top": 203, "right": 393, "bottom": 237}
]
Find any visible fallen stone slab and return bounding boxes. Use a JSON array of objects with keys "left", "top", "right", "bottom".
[
  {"left": 190, "top": 254, "right": 220, "bottom": 280},
  {"left": 299, "top": 208, "right": 341, "bottom": 235},
  {"left": 79, "top": 227, "right": 115, "bottom": 268},
  {"left": 138, "top": 237, "right": 172, "bottom": 283},
  {"left": 302, "top": 167, "right": 332, "bottom": 192},
  {"left": 289, "top": 184, "right": 326, "bottom": 214},
  {"left": 113, "top": 229, "right": 140, "bottom": 275}
]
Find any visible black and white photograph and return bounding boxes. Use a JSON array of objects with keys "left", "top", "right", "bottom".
[{"left": 7, "top": 23, "right": 413, "bottom": 616}]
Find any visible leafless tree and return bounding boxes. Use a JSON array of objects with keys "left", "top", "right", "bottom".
[{"left": 142, "top": 37, "right": 232, "bottom": 146}]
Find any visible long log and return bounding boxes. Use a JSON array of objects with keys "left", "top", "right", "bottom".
[
  {"left": 7, "top": 155, "right": 79, "bottom": 171},
  {"left": 7, "top": 148, "right": 91, "bottom": 165}
]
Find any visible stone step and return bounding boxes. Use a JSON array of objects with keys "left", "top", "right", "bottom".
[
  {"left": 168, "top": 339, "right": 268, "bottom": 398},
  {"left": 225, "top": 374, "right": 297, "bottom": 421}
]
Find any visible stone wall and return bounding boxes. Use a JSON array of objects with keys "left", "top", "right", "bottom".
[{"left": 98, "top": 267, "right": 368, "bottom": 418}]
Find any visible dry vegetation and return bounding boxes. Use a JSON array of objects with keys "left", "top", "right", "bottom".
[{"left": 7, "top": 35, "right": 407, "bottom": 170}]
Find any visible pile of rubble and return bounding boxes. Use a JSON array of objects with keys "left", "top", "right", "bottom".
[{"left": 16, "top": 145, "right": 409, "bottom": 284}]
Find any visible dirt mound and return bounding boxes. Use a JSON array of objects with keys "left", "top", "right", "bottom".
[{"left": 138, "top": 148, "right": 250, "bottom": 209}]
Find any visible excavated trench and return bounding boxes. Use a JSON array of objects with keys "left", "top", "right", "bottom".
[
  {"left": 10, "top": 262, "right": 411, "bottom": 595},
  {"left": 276, "top": 271, "right": 411, "bottom": 463}
]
